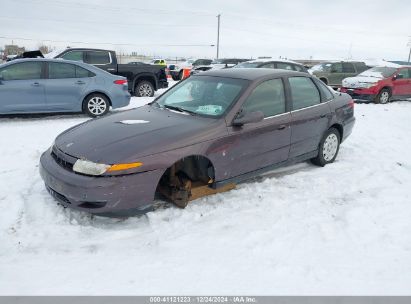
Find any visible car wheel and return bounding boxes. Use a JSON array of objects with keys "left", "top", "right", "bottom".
[
  {"left": 311, "top": 127, "right": 341, "bottom": 167},
  {"left": 178, "top": 70, "right": 183, "bottom": 80},
  {"left": 375, "top": 88, "right": 391, "bottom": 104},
  {"left": 83, "top": 94, "right": 110, "bottom": 117},
  {"left": 171, "top": 74, "right": 179, "bottom": 81},
  {"left": 135, "top": 80, "right": 154, "bottom": 97}
]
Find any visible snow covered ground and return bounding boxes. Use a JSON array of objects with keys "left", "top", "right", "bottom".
[{"left": 0, "top": 87, "right": 410, "bottom": 295}]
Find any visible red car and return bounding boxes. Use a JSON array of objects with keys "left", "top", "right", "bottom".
[{"left": 341, "top": 66, "right": 411, "bottom": 104}]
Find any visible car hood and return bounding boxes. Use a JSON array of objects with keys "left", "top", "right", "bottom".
[
  {"left": 342, "top": 75, "right": 383, "bottom": 88},
  {"left": 55, "top": 105, "right": 222, "bottom": 164}
]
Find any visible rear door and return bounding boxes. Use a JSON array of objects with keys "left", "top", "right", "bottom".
[
  {"left": 45, "top": 62, "right": 94, "bottom": 111},
  {"left": 288, "top": 76, "right": 331, "bottom": 158},
  {"left": 0, "top": 61, "right": 46, "bottom": 113},
  {"left": 392, "top": 68, "right": 411, "bottom": 97},
  {"left": 225, "top": 78, "right": 291, "bottom": 177}
]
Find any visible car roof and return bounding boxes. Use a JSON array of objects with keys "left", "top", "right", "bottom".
[
  {"left": 246, "top": 58, "right": 301, "bottom": 65},
  {"left": 196, "top": 68, "right": 307, "bottom": 80}
]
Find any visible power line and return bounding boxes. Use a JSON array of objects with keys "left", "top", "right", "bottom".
[{"left": 0, "top": 35, "right": 215, "bottom": 48}]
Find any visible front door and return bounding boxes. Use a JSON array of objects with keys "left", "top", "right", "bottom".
[
  {"left": 0, "top": 61, "right": 46, "bottom": 113},
  {"left": 392, "top": 68, "right": 411, "bottom": 97},
  {"left": 224, "top": 78, "right": 291, "bottom": 178},
  {"left": 288, "top": 76, "right": 331, "bottom": 158}
]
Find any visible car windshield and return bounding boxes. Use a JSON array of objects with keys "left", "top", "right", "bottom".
[
  {"left": 359, "top": 67, "right": 397, "bottom": 78},
  {"left": 154, "top": 76, "right": 248, "bottom": 117},
  {"left": 309, "top": 63, "right": 332, "bottom": 72},
  {"left": 233, "top": 62, "right": 261, "bottom": 68}
]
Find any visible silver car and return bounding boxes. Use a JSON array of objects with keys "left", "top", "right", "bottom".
[{"left": 0, "top": 58, "right": 130, "bottom": 117}]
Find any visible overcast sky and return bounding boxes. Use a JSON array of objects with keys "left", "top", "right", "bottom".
[{"left": 1, "top": 0, "right": 410, "bottom": 60}]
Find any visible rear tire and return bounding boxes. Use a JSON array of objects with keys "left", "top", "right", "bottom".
[
  {"left": 83, "top": 93, "right": 110, "bottom": 117},
  {"left": 178, "top": 70, "right": 183, "bottom": 80},
  {"left": 320, "top": 78, "right": 328, "bottom": 85},
  {"left": 311, "top": 128, "right": 341, "bottom": 167},
  {"left": 135, "top": 80, "right": 154, "bottom": 97},
  {"left": 375, "top": 88, "right": 391, "bottom": 104}
]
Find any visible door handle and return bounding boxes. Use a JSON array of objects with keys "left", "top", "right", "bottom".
[
  {"left": 76, "top": 80, "right": 85, "bottom": 85},
  {"left": 277, "top": 124, "right": 287, "bottom": 130},
  {"left": 320, "top": 114, "right": 327, "bottom": 118},
  {"left": 31, "top": 82, "right": 40, "bottom": 87}
]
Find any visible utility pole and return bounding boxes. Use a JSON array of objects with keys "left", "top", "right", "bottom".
[
  {"left": 408, "top": 37, "right": 411, "bottom": 63},
  {"left": 216, "top": 14, "right": 221, "bottom": 59}
]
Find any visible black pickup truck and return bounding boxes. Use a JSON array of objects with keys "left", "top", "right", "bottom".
[{"left": 50, "top": 48, "right": 168, "bottom": 97}]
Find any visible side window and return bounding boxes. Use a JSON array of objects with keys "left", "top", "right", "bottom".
[
  {"left": 313, "top": 78, "right": 334, "bottom": 101},
  {"left": 87, "top": 51, "right": 111, "bottom": 64},
  {"left": 289, "top": 77, "right": 321, "bottom": 110},
  {"left": 49, "top": 62, "right": 76, "bottom": 79},
  {"left": 294, "top": 64, "right": 303, "bottom": 72},
  {"left": 241, "top": 79, "right": 286, "bottom": 118},
  {"left": 0, "top": 62, "right": 42, "bottom": 80},
  {"left": 75, "top": 66, "right": 94, "bottom": 78},
  {"left": 276, "top": 62, "right": 294, "bottom": 70},
  {"left": 261, "top": 63, "right": 275, "bottom": 69},
  {"left": 343, "top": 63, "right": 355, "bottom": 73},
  {"left": 331, "top": 63, "right": 343, "bottom": 73},
  {"left": 397, "top": 69, "right": 410, "bottom": 79},
  {"left": 61, "top": 51, "right": 84, "bottom": 62}
]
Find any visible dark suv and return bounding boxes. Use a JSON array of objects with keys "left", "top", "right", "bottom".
[{"left": 310, "top": 61, "right": 369, "bottom": 88}]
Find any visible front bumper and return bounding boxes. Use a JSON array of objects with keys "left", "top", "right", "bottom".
[
  {"left": 341, "top": 88, "right": 376, "bottom": 102},
  {"left": 39, "top": 149, "right": 163, "bottom": 217}
]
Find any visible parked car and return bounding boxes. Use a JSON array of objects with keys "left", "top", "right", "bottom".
[
  {"left": 50, "top": 48, "right": 168, "bottom": 97},
  {"left": 40, "top": 68, "right": 355, "bottom": 217},
  {"left": 0, "top": 58, "right": 130, "bottom": 116},
  {"left": 309, "top": 61, "right": 369, "bottom": 88},
  {"left": 233, "top": 58, "right": 308, "bottom": 73},
  {"left": 169, "top": 59, "right": 212, "bottom": 80},
  {"left": 191, "top": 58, "right": 250, "bottom": 75},
  {"left": 341, "top": 66, "right": 411, "bottom": 103}
]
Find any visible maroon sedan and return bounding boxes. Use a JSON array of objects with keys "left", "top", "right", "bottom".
[{"left": 40, "top": 69, "right": 355, "bottom": 217}]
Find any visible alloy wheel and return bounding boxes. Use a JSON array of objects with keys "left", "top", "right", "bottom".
[
  {"left": 139, "top": 83, "right": 153, "bottom": 97},
  {"left": 87, "top": 97, "right": 107, "bottom": 115}
]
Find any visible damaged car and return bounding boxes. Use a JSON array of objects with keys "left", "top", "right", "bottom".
[
  {"left": 341, "top": 65, "right": 411, "bottom": 103},
  {"left": 40, "top": 68, "right": 355, "bottom": 217}
]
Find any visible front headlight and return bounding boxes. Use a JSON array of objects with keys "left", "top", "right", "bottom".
[
  {"left": 73, "top": 159, "right": 143, "bottom": 176},
  {"left": 359, "top": 82, "right": 376, "bottom": 89}
]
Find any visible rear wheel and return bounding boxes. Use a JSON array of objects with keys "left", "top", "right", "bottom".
[
  {"left": 83, "top": 93, "right": 110, "bottom": 117},
  {"left": 311, "top": 128, "right": 341, "bottom": 167},
  {"left": 375, "top": 88, "right": 391, "bottom": 104},
  {"left": 135, "top": 80, "right": 154, "bottom": 97},
  {"left": 320, "top": 78, "right": 328, "bottom": 85}
]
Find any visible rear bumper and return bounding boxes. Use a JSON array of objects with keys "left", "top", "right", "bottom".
[
  {"left": 342, "top": 116, "right": 355, "bottom": 142},
  {"left": 39, "top": 149, "right": 163, "bottom": 217},
  {"left": 158, "top": 80, "right": 169, "bottom": 89}
]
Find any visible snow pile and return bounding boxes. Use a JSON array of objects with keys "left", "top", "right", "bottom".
[{"left": 0, "top": 94, "right": 411, "bottom": 295}]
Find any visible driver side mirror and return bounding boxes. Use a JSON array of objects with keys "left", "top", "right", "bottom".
[
  {"left": 393, "top": 74, "right": 403, "bottom": 80},
  {"left": 232, "top": 110, "right": 264, "bottom": 126}
]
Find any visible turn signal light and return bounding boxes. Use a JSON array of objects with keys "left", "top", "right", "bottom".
[
  {"left": 114, "top": 79, "right": 128, "bottom": 85},
  {"left": 107, "top": 162, "right": 143, "bottom": 172}
]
